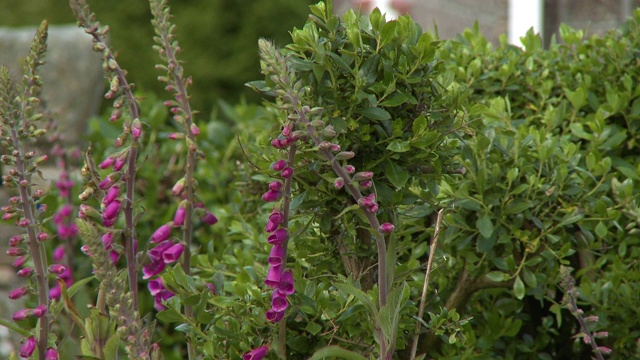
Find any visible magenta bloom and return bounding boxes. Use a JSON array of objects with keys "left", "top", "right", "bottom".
[
  {"left": 379, "top": 223, "right": 395, "bottom": 233},
  {"left": 101, "top": 232, "right": 114, "bottom": 250},
  {"left": 154, "top": 289, "right": 175, "bottom": 311},
  {"left": 151, "top": 223, "right": 172, "bottom": 243},
  {"left": 265, "top": 265, "right": 283, "bottom": 288},
  {"left": 173, "top": 205, "right": 186, "bottom": 227},
  {"left": 269, "top": 211, "right": 284, "bottom": 225},
  {"left": 244, "top": 345, "right": 269, "bottom": 360},
  {"left": 52, "top": 245, "right": 65, "bottom": 262},
  {"left": 266, "top": 308, "right": 285, "bottom": 323},
  {"left": 268, "top": 244, "right": 285, "bottom": 266},
  {"left": 271, "top": 290, "right": 289, "bottom": 312},
  {"left": 162, "top": 243, "right": 185, "bottom": 264},
  {"left": 113, "top": 156, "right": 126, "bottom": 171},
  {"left": 265, "top": 220, "right": 279, "bottom": 233},
  {"left": 12, "top": 308, "right": 32, "bottom": 321},
  {"left": 9, "top": 286, "right": 29, "bottom": 300},
  {"left": 20, "top": 336, "right": 37, "bottom": 358},
  {"left": 103, "top": 186, "right": 120, "bottom": 205},
  {"left": 45, "top": 347, "right": 59, "bottom": 360},
  {"left": 281, "top": 167, "right": 294, "bottom": 178},
  {"left": 17, "top": 267, "right": 34, "bottom": 277},
  {"left": 149, "top": 241, "right": 173, "bottom": 261},
  {"left": 49, "top": 264, "right": 66, "bottom": 275},
  {"left": 33, "top": 304, "right": 47, "bottom": 318},
  {"left": 262, "top": 190, "right": 281, "bottom": 202},
  {"left": 99, "top": 176, "right": 115, "bottom": 190},
  {"left": 148, "top": 278, "right": 164, "bottom": 296},
  {"left": 269, "top": 181, "right": 283, "bottom": 192},
  {"left": 278, "top": 270, "right": 295, "bottom": 295},
  {"left": 99, "top": 156, "right": 115, "bottom": 169},
  {"left": 267, "top": 228, "right": 289, "bottom": 245},
  {"left": 103, "top": 200, "right": 122, "bottom": 220},
  {"left": 143, "top": 259, "right": 167, "bottom": 279},
  {"left": 201, "top": 210, "right": 218, "bottom": 225},
  {"left": 12, "top": 256, "right": 26, "bottom": 268},
  {"left": 272, "top": 159, "right": 286, "bottom": 171}
]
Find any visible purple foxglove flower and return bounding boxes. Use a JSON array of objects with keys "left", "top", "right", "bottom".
[
  {"left": 12, "top": 308, "right": 32, "bottom": 320},
  {"left": 99, "top": 156, "right": 115, "bottom": 169},
  {"left": 113, "top": 156, "right": 126, "bottom": 171},
  {"left": 49, "top": 286, "right": 61, "bottom": 300},
  {"left": 54, "top": 205, "right": 72, "bottom": 223},
  {"left": 143, "top": 259, "right": 167, "bottom": 279},
  {"left": 9, "top": 286, "right": 29, "bottom": 300},
  {"left": 271, "top": 290, "right": 289, "bottom": 312},
  {"left": 101, "top": 232, "right": 114, "bottom": 250},
  {"left": 268, "top": 244, "right": 285, "bottom": 266},
  {"left": 17, "top": 267, "right": 34, "bottom": 277},
  {"left": 20, "top": 336, "right": 37, "bottom": 358},
  {"left": 262, "top": 190, "right": 281, "bottom": 202},
  {"left": 148, "top": 278, "right": 164, "bottom": 296},
  {"left": 45, "top": 347, "right": 59, "bottom": 360},
  {"left": 244, "top": 346, "right": 269, "bottom": 360},
  {"left": 353, "top": 171, "right": 374, "bottom": 181},
  {"left": 49, "top": 264, "right": 66, "bottom": 275},
  {"left": 103, "top": 200, "right": 122, "bottom": 221},
  {"left": 269, "top": 181, "right": 283, "bottom": 192},
  {"left": 52, "top": 246, "right": 65, "bottom": 263},
  {"left": 272, "top": 159, "right": 286, "bottom": 171},
  {"left": 173, "top": 205, "right": 186, "bottom": 227},
  {"left": 201, "top": 210, "right": 218, "bottom": 225},
  {"left": 151, "top": 223, "right": 172, "bottom": 243},
  {"left": 33, "top": 304, "right": 47, "bottom": 317},
  {"left": 154, "top": 289, "right": 175, "bottom": 311},
  {"left": 266, "top": 308, "right": 284, "bottom": 323},
  {"left": 278, "top": 270, "right": 295, "bottom": 295},
  {"left": 12, "top": 256, "right": 26, "bottom": 268},
  {"left": 206, "top": 283, "right": 217, "bottom": 295},
  {"left": 265, "top": 265, "right": 283, "bottom": 288},
  {"left": 109, "top": 250, "right": 120, "bottom": 264},
  {"left": 7, "top": 248, "right": 25, "bottom": 257},
  {"left": 280, "top": 167, "right": 294, "bottom": 178},
  {"left": 9, "top": 235, "right": 24, "bottom": 247},
  {"left": 162, "top": 243, "right": 185, "bottom": 264},
  {"left": 269, "top": 211, "right": 284, "bottom": 225},
  {"left": 379, "top": 223, "right": 395, "bottom": 233},
  {"left": 267, "top": 228, "right": 289, "bottom": 245},
  {"left": 334, "top": 177, "right": 344, "bottom": 189},
  {"left": 271, "top": 138, "right": 284, "bottom": 149},
  {"left": 265, "top": 220, "right": 278, "bottom": 233},
  {"left": 99, "top": 176, "right": 115, "bottom": 190},
  {"left": 102, "top": 217, "right": 117, "bottom": 227},
  {"left": 149, "top": 240, "right": 174, "bottom": 261},
  {"left": 103, "top": 186, "right": 120, "bottom": 205}
]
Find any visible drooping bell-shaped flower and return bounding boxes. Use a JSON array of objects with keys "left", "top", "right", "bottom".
[
  {"left": 243, "top": 345, "right": 269, "bottom": 360},
  {"left": 20, "top": 336, "right": 37, "bottom": 358},
  {"left": 162, "top": 243, "right": 185, "bottom": 264},
  {"left": 201, "top": 210, "right": 218, "bottom": 225},
  {"left": 261, "top": 190, "right": 281, "bottom": 202},
  {"left": 151, "top": 223, "right": 172, "bottom": 243},
  {"left": 148, "top": 278, "right": 164, "bottom": 296},
  {"left": 268, "top": 244, "right": 285, "bottom": 266},
  {"left": 143, "top": 259, "right": 166, "bottom": 280},
  {"left": 264, "top": 265, "right": 283, "bottom": 288},
  {"left": 271, "top": 290, "right": 289, "bottom": 312},
  {"left": 45, "top": 347, "right": 59, "bottom": 360},
  {"left": 278, "top": 270, "right": 295, "bottom": 295},
  {"left": 267, "top": 228, "right": 288, "bottom": 245},
  {"left": 266, "top": 308, "right": 285, "bottom": 323},
  {"left": 149, "top": 240, "right": 173, "bottom": 262}
]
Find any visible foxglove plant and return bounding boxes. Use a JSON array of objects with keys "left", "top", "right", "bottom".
[{"left": 0, "top": 20, "right": 55, "bottom": 359}]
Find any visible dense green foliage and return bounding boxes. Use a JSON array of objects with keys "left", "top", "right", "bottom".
[{"left": 0, "top": 0, "right": 315, "bottom": 114}]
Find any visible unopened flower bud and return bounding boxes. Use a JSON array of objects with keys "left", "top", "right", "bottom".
[
  {"left": 190, "top": 123, "right": 200, "bottom": 136},
  {"left": 269, "top": 181, "right": 283, "bottom": 192},
  {"left": 353, "top": 171, "right": 374, "bottom": 181},
  {"left": 45, "top": 348, "right": 59, "bottom": 360},
  {"left": 201, "top": 211, "right": 218, "bottom": 225},
  {"left": 12, "top": 308, "right": 32, "bottom": 321},
  {"left": 17, "top": 267, "right": 34, "bottom": 277},
  {"left": 9, "top": 235, "right": 24, "bottom": 247},
  {"left": 151, "top": 223, "right": 172, "bottom": 243},
  {"left": 281, "top": 167, "right": 294, "bottom": 178},
  {"left": 132, "top": 118, "right": 142, "bottom": 140},
  {"left": 7, "top": 248, "right": 25, "bottom": 257},
  {"left": 20, "top": 336, "right": 37, "bottom": 358},
  {"left": 334, "top": 151, "right": 355, "bottom": 160},
  {"left": 172, "top": 178, "right": 186, "bottom": 196},
  {"left": 168, "top": 132, "right": 185, "bottom": 140},
  {"left": 262, "top": 190, "right": 281, "bottom": 202},
  {"left": 9, "top": 286, "right": 30, "bottom": 300},
  {"left": 321, "top": 125, "right": 337, "bottom": 138},
  {"left": 173, "top": 203, "right": 187, "bottom": 227},
  {"left": 334, "top": 177, "right": 344, "bottom": 189},
  {"left": 272, "top": 160, "right": 287, "bottom": 171},
  {"left": 37, "top": 232, "right": 49, "bottom": 242},
  {"left": 33, "top": 304, "right": 47, "bottom": 317},
  {"left": 379, "top": 223, "right": 395, "bottom": 233},
  {"left": 49, "top": 264, "right": 66, "bottom": 275},
  {"left": 360, "top": 180, "right": 373, "bottom": 189}
]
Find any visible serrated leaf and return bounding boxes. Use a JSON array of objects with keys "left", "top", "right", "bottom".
[
  {"left": 513, "top": 275, "right": 525, "bottom": 300},
  {"left": 378, "top": 283, "right": 409, "bottom": 348}
]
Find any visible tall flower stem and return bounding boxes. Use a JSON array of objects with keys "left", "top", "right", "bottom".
[{"left": 277, "top": 143, "right": 297, "bottom": 359}]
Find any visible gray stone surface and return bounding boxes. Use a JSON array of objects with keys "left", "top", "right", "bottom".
[{"left": 0, "top": 24, "right": 104, "bottom": 144}]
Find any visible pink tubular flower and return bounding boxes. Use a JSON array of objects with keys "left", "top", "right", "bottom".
[
  {"left": 271, "top": 290, "right": 289, "bottom": 312},
  {"left": 103, "top": 186, "right": 120, "bottom": 205},
  {"left": 278, "top": 270, "right": 295, "bottom": 295},
  {"left": 52, "top": 246, "right": 65, "bottom": 262},
  {"left": 244, "top": 345, "right": 269, "bottom": 360},
  {"left": 149, "top": 241, "right": 174, "bottom": 261},
  {"left": 266, "top": 308, "right": 285, "bottom": 323},
  {"left": 101, "top": 232, "right": 114, "bottom": 250},
  {"left": 103, "top": 200, "right": 122, "bottom": 221},
  {"left": 280, "top": 167, "right": 294, "bottom": 178},
  {"left": 267, "top": 228, "right": 288, "bottom": 245},
  {"left": 143, "top": 259, "right": 167, "bottom": 279},
  {"left": 151, "top": 223, "right": 172, "bottom": 243},
  {"left": 265, "top": 265, "right": 283, "bottom": 288},
  {"left": 17, "top": 267, "right": 34, "bottom": 277},
  {"left": 262, "top": 190, "right": 281, "bottom": 202},
  {"left": 201, "top": 210, "right": 218, "bottom": 225},
  {"left": 20, "top": 336, "right": 37, "bottom": 358},
  {"left": 379, "top": 223, "right": 395, "bottom": 233},
  {"left": 269, "top": 211, "right": 284, "bottom": 225},
  {"left": 33, "top": 304, "right": 47, "bottom": 318},
  {"left": 113, "top": 156, "right": 127, "bottom": 171},
  {"left": 154, "top": 289, "right": 175, "bottom": 311},
  {"left": 162, "top": 243, "right": 185, "bottom": 264},
  {"left": 148, "top": 278, "right": 164, "bottom": 296},
  {"left": 12, "top": 308, "right": 32, "bottom": 321},
  {"left": 268, "top": 244, "right": 285, "bottom": 266},
  {"left": 173, "top": 205, "right": 186, "bottom": 227},
  {"left": 13, "top": 256, "right": 26, "bottom": 268},
  {"left": 45, "top": 347, "right": 59, "bottom": 360},
  {"left": 272, "top": 159, "right": 286, "bottom": 171},
  {"left": 99, "top": 176, "right": 115, "bottom": 190},
  {"left": 9, "top": 286, "right": 29, "bottom": 300},
  {"left": 265, "top": 220, "right": 279, "bottom": 233}
]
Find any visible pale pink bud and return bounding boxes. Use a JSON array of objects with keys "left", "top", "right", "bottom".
[
  {"left": 190, "top": 123, "right": 200, "bottom": 136},
  {"left": 379, "top": 223, "right": 395, "bottom": 233},
  {"left": 49, "top": 264, "right": 66, "bottom": 275},
  {"left": 37, "top": 232, "right": 49, "bottom": 242},
  {"left": 17, "top": 267, "right": 34, "bottom": 277},
  {"left": 596, "top": 346, "right": 612, "bottom": 355},
  {"left": 132, "top": 118, "right": 142, "bottom": 140},
  {"left": 360, "top": 180, "right": 373, "bottom": 189},
  {"left": 282, "top": 124, "right": 292, "bottom": 136},
  {"left": 168, "top": 132, "right": 185, "bottom": 140},
  {"left": 353, "top": 171, "right": 374, "bottom": 181},
  {"left": 368, "top": 203, "right": 379, "bottom": 213},
  {"left": 172, "top": 178, "right": 185, "bottom": 196},
  {"left": 334, "top": 177, "right": 344, "bottom": 189}
]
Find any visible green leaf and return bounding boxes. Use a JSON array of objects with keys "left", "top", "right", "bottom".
[
  {"left": 305, "top": 322, "right": 323, "bottom": 336},
  {"left": 384, "top": 160, "right": 410, "bottom": 188},
  {"left": 378, "top": 283, "right": 409, "bottom": 347},
  {"left": 513, "top": 275, "right": 525, "bottom": 300},
  {"left": 386, "top": 139, "right": 411, "bottom": 152},
  {"left": 412, "top": 114, "right": 427, "bottom": 135},
  {"left": 476, "top": 213, "right": 494, "bottom": 238},
  {"left": 358, "top": 107, "right": 391, "bottom": 121},
  {"left": 595, "top": 221, "right": 608, "bottom": 238},
  {"left": 308, "top": 346, "right": 367, "bottom": 360},
  {"left": 486, "top": 271, "right": 510, "bottom": 282},
  {"left": 156, "top": 308, "right": 184, "bottom": 323},
  {"left": 333, "top": 282, "right": 377, "bottom": 316}
]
